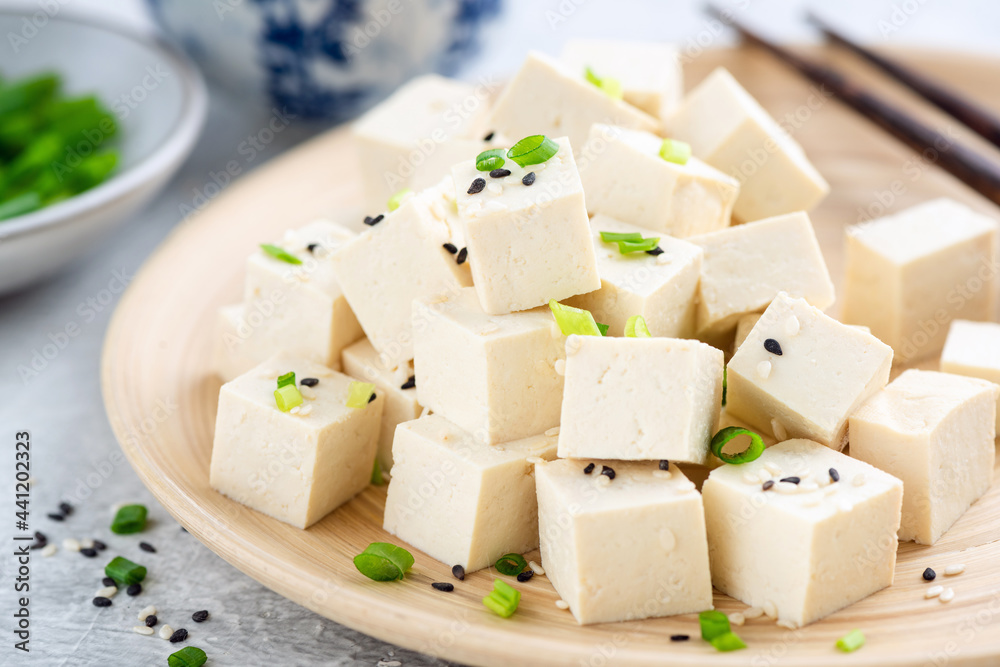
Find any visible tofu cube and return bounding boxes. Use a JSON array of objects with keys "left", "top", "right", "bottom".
[
  {"left": 564, "top": 215, "right": 703, "bottom": 338},
  {"left": 665, "top": 67, "right": 829, "bottom": 221},
  {"left": 941, "top": 319, "right": 1000, "bottom": 430},
  {"left": 558, "top": 335, "right": 723, "bottom": 463},
  {"left": 850, "top": 369, "right": 998, "bottom": 545},
  {"left": 692, "top": 211, "right": 835, "bottom": 338},
  {"left": 452, "top": 136, "right": 600, "bottom": 314},
  {"left": 703, "top": 439, "right": 903, "bottom": 628},
  {"left": 331, "top": 183, "right": 472, "bottom": 364},
  {"left": 726, "top": 293, "right": 893, "bottom": 449},
  {"left": 559, "top": 39, "right": 684, "bottom": 120},
  {"left": 412, "top": 287, "right": 564, "bottom": 445},
  {"left": 487, "top": 52, "right": 660, "bottom": 154},
  {"left": 842, "top": 198, "right": 999, "bottom": 362},
  {"left": 536, "top": 459, "right": 713, "bottom": 625},
  {"left": 340, "top": 338, "right": 422, "bottom": 473},
  {"left": 352, "top": 74, "right": 490, "bottom": 209},
  {"left": 578, "top": 124, "right": 739, "bottom": 237},
  {"left": 210, "top": 354, "right": 382, "bottom": 529},
  {"left": 383, "top": 415, "right": 557, "bottom": 572},
  {"left": 241, "top": 220, "right": 363, "bottom": 372}
]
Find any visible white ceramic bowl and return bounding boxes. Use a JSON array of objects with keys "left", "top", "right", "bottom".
[{"left": 0, "top": 10, "right": 207, "bottom": 295}]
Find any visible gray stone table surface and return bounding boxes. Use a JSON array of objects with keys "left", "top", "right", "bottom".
[{"left": 1, "top": 0, "right": 998, "bottom": 665}]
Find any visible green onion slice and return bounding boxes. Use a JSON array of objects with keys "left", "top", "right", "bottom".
[
  {"left": 387, "top": 188, "right": 413, "bottom": 211},
  {"left": 483, "top": 579, "right": 521, "bottom": 618},
  {"left": 507, "top": 135, "right": 559, "bottom": 167},
  {"left": 495, "top": 553, "right": 527, "bottom": 576},
  {"left": 110, "top": 504, "right": 147, "bottom": 535},
  {"left": 617, "top": 238, "right": 660, "bottom": 254},
  {"left": 710, "top": 427, "right": 765, "bottom": 465},
  {"left": 836, "top": 629, "right": 866, "bottom": 653},
  {"left": 549, "top": 300, "right": 603, "bottom": 337},
  {"left": 260, "top": 244, "right": 302, "bottom": 265},
  {"left": 274, "top": 384, "right": 303, "bottom": 412},
  {"left": 476, "top": 148, "right": 506, "bottom": 171},
  {"left": 371, "top": 459, "right": 384, "bottom": 486},
  {"left": 584, "top": 66, "right": 623, "bottom": 101},
  {"left": 353, "top": 542, "right": 414, "bottom": 581},
  {"left": 346, "top": 381, "right": 376, "bottom": 408},
  {"left": 711, "top": 632, "right": 747, "bottom": 652},
  {"left": 599, "top": 231, "right": 643, "bottom": 243},
  {"left": 105, "top": 556, "right": 147, "bottom": 585},
  {"left": 596, "top": 322, "right": 610, "bottom": 336},
  {"left": 624, "top": 315, "right": 652, "bottom": 338},
  {"left": 660, "top": 138, "right": 692, "bottom": 165},
  {"left": 276, "top": 371, "right": 296, "bottom": 389},
  {"left": 168, "top": 647, "right": 208, "bottom": 667},
  {"left": 699, "top": 610, "right": 731, "bottom": 641}
]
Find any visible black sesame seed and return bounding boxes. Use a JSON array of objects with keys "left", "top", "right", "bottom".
[
  {"left": 601, "top": 465, "right": 616, "bottom": 480},
  {"left": 363, "top": 214, "right": 384, "bottom": 226},
  {"left": 92, "top": 597, "right": 112, "bottom": 608},
  {"left": 29, "top": 537, "right": 47, "bottom": 550},
  {"left": 829, "top": 468, "right": 840, "bottom": 483},
  {"left": 93, "top": 539, "right": 107, "bottom": 551},
  {"left": 400, "top": 376, "right": 416, "bottom": 390},
  {"left": 59, "top": 502, "right": 73, "bottom": 516},
  {"left": 431, "top": 582, "right": 455, "bottom": 592},
  {"left": 467, "top": 178, "right": 486, "bottom": 194},
  {"left": 764, "top": 338, "right": 783, "bottom": 356},
  {"left": 659, "top": 460, "right": 670, "bottom": 471},
  {"left": 80, "top": 548, "right": 98, "bottom": 558},
  {"left": 126, "top": 583, "right": 142, "bottom": 596},
  {"left": 489, "top": 168, "right": 511, "bottom": 179},
  {"left": 306, "top": 243, "right": 318, "bottom": 254},
  {"left": 368, "top": 392, "right": 376, "bottom": 403},
  {"left": 521, "top": 172, "right": 536, "bottom": 186},
  {"left": 47, "top": 513, "right": 64, "bottom": 522},
  {"left": 443, "top": 242, "right": 458, "bottom": 254},
  {"left": 192, "top": 610, "right": 209, "bottom": 623},
  {"left": 762, "top": 480, "right": 775, "bottom": 491},
  {"left": 102, "top": 577, "right": 116, "bottom": 587},
  {"left": 139, "top": 542, "right": 156, "bottom": 553},
  {"left": 145, "top": 614, "right": 158, "bottom": 627},
  {"left": 35, "top": 531, "right": 47, "bottom": 542},
  {"left": 780, "top": 476, "right": 801, "bottom": 485},
  {"left": 300, "top": 377, "right": 319, "bottom": 387},
  {"left": 516, "top": 570, "right": 535, "bottom": 583},
  {"left": 646, "top": 246, "right": 665, "bottom": 256},
  {"left": 670, "top": 634, "right": 690, "bottom": 642},
  {"left": 483, "top": 131, "right": 495, "bottom": 141},
  {"left": 452, "top": 564, "right": 466, "bottom": 581},
  {"left": 456, "top": 247, "right": 468, "bottom": 265},
  {"left": 169, "top": 628, "right": 188, "bottom": 643},
  {"left": 923, "top": 568, "right": 937, "bottom": 581},
  {"left": 583, "top": 462, "right": 595, "bottom": 474}
]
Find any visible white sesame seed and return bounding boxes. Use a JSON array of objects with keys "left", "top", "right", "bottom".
[
  {"left": 554, "top": 359, "right": 566, "bottom": 376},
  {"left": 944, "top": 564, "right": 966, "bottom": 576},
  {"left": 159, "top": 625, "right": 174, "bottom": 640},
  {"left": 62, "top": 538, "right": 80, "bottom": 552},
  {"left": 550, "top": 322, "right": 562, "bottom": 339},
  {"left": 853, "top": 474, "right": 866, "bottom": 487},
  {"left": 138, "top": 605, "right": 157, "bottom": 621},
  {"left": 939, "top": 588, "right": 955, "bottom": 603},
  {"left": 487, "top": 183, "right": 502, "bottom": 196},
  {"left": 96, "top": 586, "right": 118, "bottom": 599},
  {"left": 764, "top": 462, "right": 783, "bottom": 476},
  {"left": 595, "top": 474, "right": 611, "bottom": 487},
  {"left": 824, "top": 484, "right": 839, "bottom": 496},
  {"left": 529, "top": 561, "right": 545, "bottom": 576},
  {"left": 784, "top": 315, "right": 801, "bottom": 336},
  {"left": 925, "top": 585, "right": 944, "bottom": 599},
  {"left": 800, "top": 481, "right": 819, "bottom": 493},
  {"left": 378, "top": 661, "right": 402, "bottom": 667},
  {"left": 728, "top": 612, "right": 746, "bottom": 626},
  {"left": 289, "top": 405, "right": 301, "bottom": 415},
  {"left": 743, "top": 471, "right": 760, "bottom": 484},
  {"left": 770, "top": 418, "right": 788, "bottom": 441},
  {"left": 133, "top": 626, "right": 155, "bottom": 636},
  {"left": 80, "top": 539, "right": 94, "bottom": 549},
  {"left": 838, "top": 500, "right": 853, "bottom": 513},
  {"left": 743, "top": 606, "right": 764, "bottom": 619},
  {"left": 555, "top": 600, "right": 570, "bottom": 610},
  {"left": 758, "top": 469, "right": 772, "bottom": 483},
  {"left": 545, "top": 427, "right": 560, "bottom": 437},
  {"left": 27, "top": 477, "right": 37, "bottom": 486},
  {"left": 299, "top": 386, "right": 316, "bottom": 400},
  {"left": 40, "top": 544, "right": 57, "bottom": 557},
  {"left": 756, "top": 360, "right": 772, "bottom": 379},
  {"left": 652, "top": 469, "right": 673, "bottom": 479},
  {"left": 774, "top": 481, "right": 800, "bottom": 494},
  {"left": 298, "top": 405, "right": 313, "bottom": 416},
  {"left": 763, "top": 601, "right": 777, "bottom": 619}
]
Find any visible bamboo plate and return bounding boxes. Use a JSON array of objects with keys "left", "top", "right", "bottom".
[{"left": 102, "top": 46, "right": 1000, "bottom": 666}]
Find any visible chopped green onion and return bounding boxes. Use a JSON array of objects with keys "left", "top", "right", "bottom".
[
  {"left": 0, "top": 191, "right": 41, "bottom": 221},
  {"left": 483, "top": 579, "right": 520, "bottom": 618},
  {"left": 596, "top": 322, "right": 610, "bottom": 336},
  {"left": 617, "top": 237, "right": 661, "bottom": 254},
  {"left": 274, "top": 384, "right": 303, "bottom": 412},
  {"left": 624, "top": 315, "right": 652, "bottom": 338},
  {"left": 599, "top": 231, "right": 643, "bottom": 243},
  {"left": 711, "top": 632, "right": 747, "bottom": 652},
  {"left": 722, "top": 366, "right": 728, "bottom": 406},
  {"left": 353, "top": 542, "right": 414, "bottom": 581},
  {"left": 371, "top": 459, "right": 384, "bottom": 486},
  {"left": 110, "top": 504, "right": 147, "bottom": 534},
  {"left": 549, "top": 300, "right": 603, "bottom": 337},
  {"left": 105, "top": 556, "right": 146, "bottom": 585},
  {"left": 476, "top": 148, "right": 506, "bottom": 171},
  {"left": 507, "top": 135, "right": 559, "bottom": 167},
  {"left": 699, "top": 610, "right": 731, "bottom": 641},
  {"left": 836, "top": 629, "right": 865, "bottom": 653},
  {"left": 387, "top": 188, "right": 413, "bottom": 211},
  {"left": 660, "top": 138, "right": 692, "bottom": 165},
  {"left": 710, "top": 427, "right": 765, "bottom": 465},
  {"left": 584, "top": 66, "right": 602, "bottom": 88},
  {"left": 168, "top": 647, "right": 208, "bottom": 667},
  {"left": 495, "top": 553, "right": 527, "bottom": 576},
  {"left": 346, "top": 381, "right": 376, "bottom": 408},
  {"left": 260, "top": 244, "right": 302, "bottom": 265},
  {"left": 583, "top": 66, "right": 623, "bottom": 101},
  {"left": 276, "top": 371, "right": 296, "bottom": 388}
]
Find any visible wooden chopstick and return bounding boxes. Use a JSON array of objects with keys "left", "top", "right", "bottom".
[
  {"left": 703, "top": 4, "right": 1000, "bottom": 207},
  {"left": 806, "top": 11, "right": 1000, "bottom": 151}
]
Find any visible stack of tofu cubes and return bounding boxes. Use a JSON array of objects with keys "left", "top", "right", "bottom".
[{"left": 208, "top": 40, "right": 1000, "bottom": 631}]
